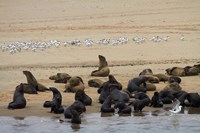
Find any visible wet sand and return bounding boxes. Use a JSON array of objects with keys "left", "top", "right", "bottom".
[{"left": 0, "top": 0, "right": 200, "bottom": 117}]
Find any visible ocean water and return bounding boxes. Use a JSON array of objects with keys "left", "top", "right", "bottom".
[{"left": 1, "top": 108, "right": 200, "bottom": 133}]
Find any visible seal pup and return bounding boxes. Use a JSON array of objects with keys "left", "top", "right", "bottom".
[
  {"left": 91, "top": 55, "right": 110, "bottom": 77},
  {"left": 8, "top": 83, "right": 26, "bottom": 109},
  {"left": 64, "top": 76, "right": 85, "bottom": 93},
  {"left": 23, "top": 70, "right": 49, "bottom": 91},
  {"left": 64, "top": 100, "right": 86, "bottom": 118},
  {"left": 75, "top": 90, "right": 92, "bottom": 106},
  {"left": 101, "top": 96, "right": 115, "bottom": 113},
  {"left": 127, "top": 76, "right": 149, "bottom": 93},
  {"left": 150, "top": 92, "right": 163, "bottom": 107}
]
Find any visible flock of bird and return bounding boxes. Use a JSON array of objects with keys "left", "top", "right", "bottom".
[{"left": 0, "top": 35, "right": 185, "bottom": 54}]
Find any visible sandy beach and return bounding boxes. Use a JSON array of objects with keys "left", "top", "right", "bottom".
[{"left": 0, "top": 0, "right": 200, "bottom": 117}]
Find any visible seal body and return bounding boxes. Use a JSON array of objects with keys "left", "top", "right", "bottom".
[
  {"left": 8, "top": 83, "right": 26, "bottom": 109},
  {"left": 64, "top": 100, "right": 86, "bottom": 118},
  {"left": 127, "top": 76, "right": 148, "bottom": 93},
  {"left": 101, "top": 96, "right": 115, "bottom": 113},
  {"left": 75, "top": 90, "right": 92, "bottom": 106},
  {"left": 91, "top": 55, "right": 110, "bottom": 77}
]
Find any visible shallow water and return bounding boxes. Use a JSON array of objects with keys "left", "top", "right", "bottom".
[{"left": 1, "top": 108, "right": 200, "bottom": 133}]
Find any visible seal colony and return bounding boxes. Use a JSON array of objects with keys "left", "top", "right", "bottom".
[{"left": 6, "top": 54, "right": 200, "bottom": 125}]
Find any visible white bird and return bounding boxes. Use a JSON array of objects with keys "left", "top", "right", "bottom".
[
  {"left": 180, "top": 35, "right": 184, "bottom": 41},
  {"left": 169, "top": 99, "right": 182, "bottom": 113}
]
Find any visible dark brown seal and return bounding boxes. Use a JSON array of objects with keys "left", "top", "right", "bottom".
[{"left": 91, "top": 55, "right": 110, "bottom": 77}]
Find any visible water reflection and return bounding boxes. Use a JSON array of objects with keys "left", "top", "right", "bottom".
[{"left": 0, "top": 107, "right": 200, "bottom": 133}]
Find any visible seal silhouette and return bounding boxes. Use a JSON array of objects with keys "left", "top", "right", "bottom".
[
  {"left": 91, "top": 55, "right": 110, "bottom": 77},
  {"left": 8, "top": 83, "right": 26, "bottom": 109},
  {"left": 75, "top": 90, "right": 92, "bottom": 106},
  {"left": 23, "top": 70, "right": 49, "bottom": 92},
  {"left": 43, "top": 87, "right": 64, "bottom": 114}
]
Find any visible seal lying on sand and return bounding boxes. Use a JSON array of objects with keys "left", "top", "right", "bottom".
[
  {"left": 43, "top": 87, "right": 64, "bottom": 114},
  {"left": 23, "top": 70, "right": 49, "bottom": 92},
  {"left": 75, "top": 90, "right": 92, "bottom": 106},
  {"left": 91, "top": 55, "right": 110, "bottom": 77},
  {"left": 88, "top": 79, "right": 104, "bottom": 88},
  {"left": 163, "top": 82, "right": 182, "bottom": 91},
  {"left": 165, "top": 67, "right": 186, "bottom": 76},
  {"left": 64, "top": 100, "right": 86, "bottom": 118},
  {"left": 101, "top": 96, "right": 115, "bottom": 113},
  {"left": 8, "top": 83, "right": 26, "bottom": 109},
  {"left": 184, "top": 66, "right": 199, "bottom": 76},
  {"left": 64, "top": 76, "right": 85, "bottom": 93},
  {"left": 127, "top": 76, "right": 149, "bottom": 93},
  {"left": 49, "top": 73, "right": 71, "bottom": 83}
]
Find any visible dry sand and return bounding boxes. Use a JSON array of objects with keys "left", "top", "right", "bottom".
[{"left": 0, "top": 0, "right": 200, "bottom": 117}]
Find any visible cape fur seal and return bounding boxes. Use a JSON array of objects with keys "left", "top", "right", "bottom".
[
  {"left": 163, "top": 82, "right": 182, "bottom": 91},
  {"left": 16, "top": 83, "right": 38, "bottom": 94},
  {"left": 166, "top": 67, "right": 186, "bottom": 76},
  {"left": 91, "top": 55, "right": 110, "bottom": 77},
  {"left": 88, "top": 79, "right": 104, "bottom": 88},
  {"left": 159, "top": 90, "right": 174, "bottom": 104},
  {"left": 71, "top": 109, "right": 81, "bottom": 124},
  {"left": 75, "top": 90, "right": 92, "bottom": 106},
  {"left": 101, "top": 95, "right": 115, "bottom": 113},
  {"left": 23, "top": 70, "right": 49, "bottom": 91},
  {"left": 127, "top": 76, "right": 149, "bottom": 93},
  {"left": 114, "top": 101, "right": 132, "bottom": 115},
  {"left": 64, "top": 76, "right": 85, "bottom": 93},
  {"left": 98, "top": 75, "right": 122, "bottom": 104},
  {"left": 43, "top": 87, "right": 64, "bottom": 114},
  {"left": 8, "top": 83, "right": 26, "bottom": 109},
  {"left": 130, "top": 98, "right": 151, "bottom": 112},
  {"left": 169, "top": 76, "right": 181, "bottom": 84},
  {"left": 64, "top": 100, "right": 86, "bottom": 118},
  {"left": 49, "top": 73, "right": 71, "bottom": 83}
]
